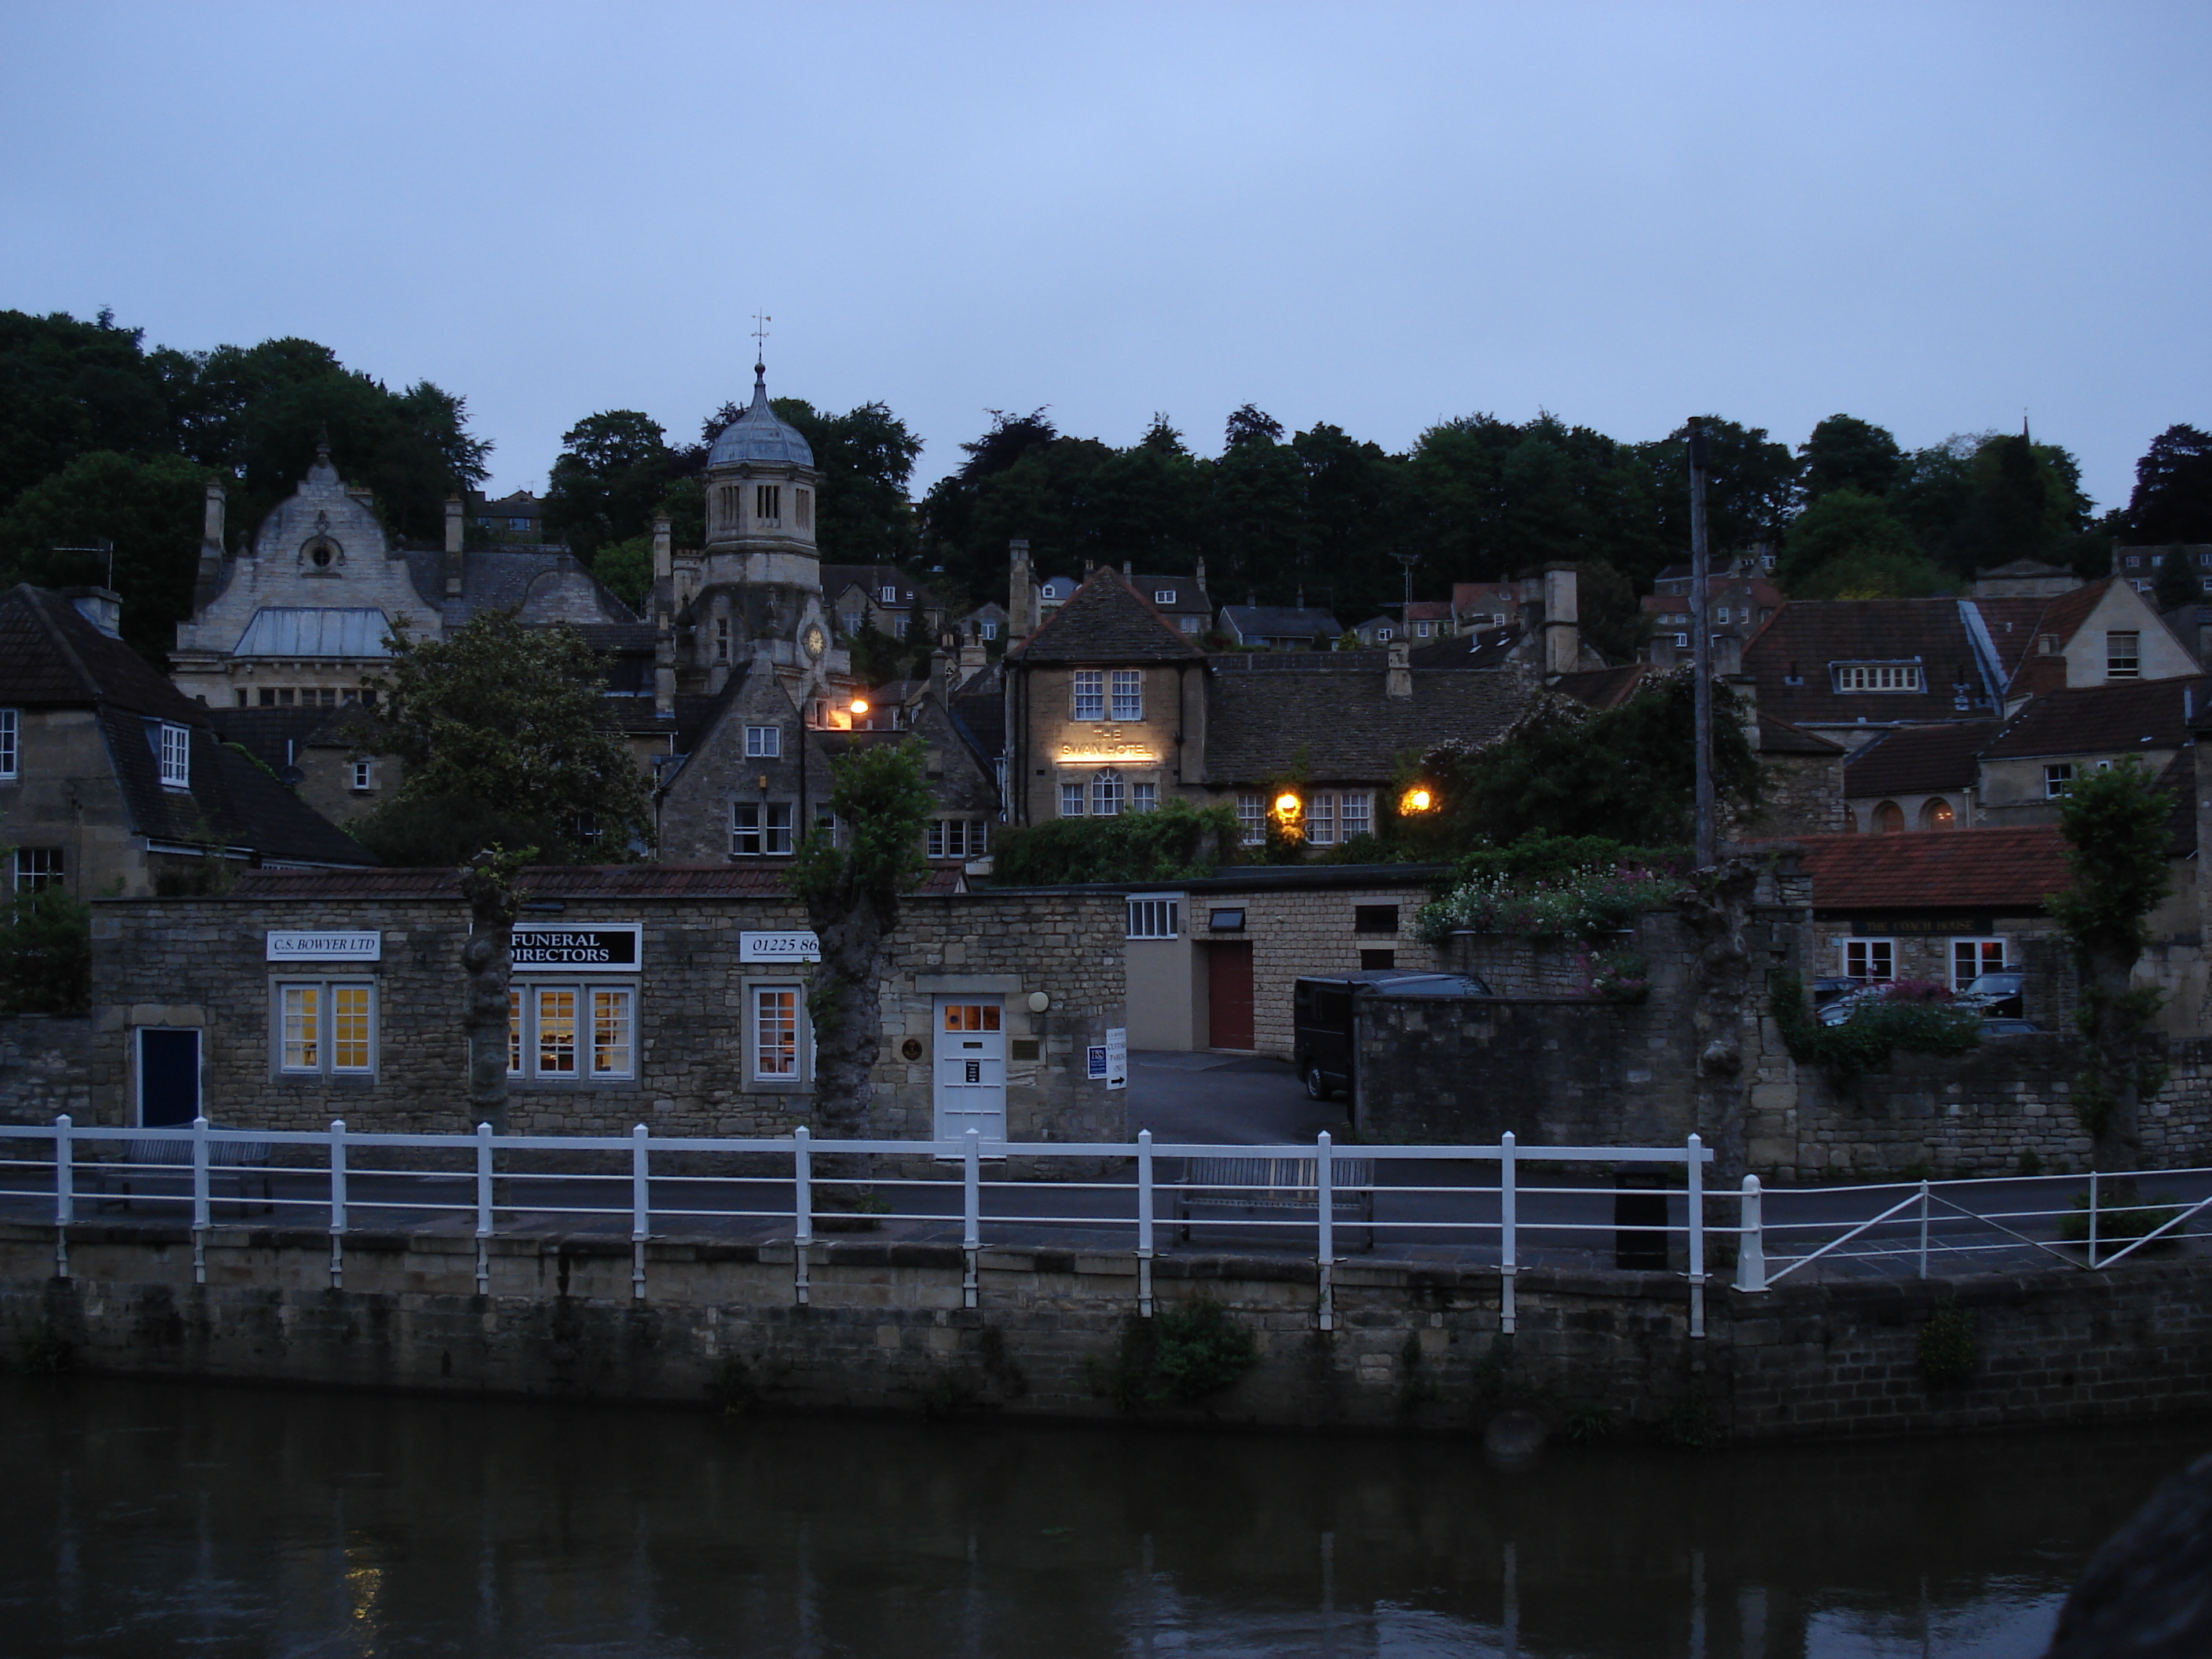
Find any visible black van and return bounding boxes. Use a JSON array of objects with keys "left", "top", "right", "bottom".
[{"left": 1293, "top": 970, "right": 1493, "bottom": 1109}]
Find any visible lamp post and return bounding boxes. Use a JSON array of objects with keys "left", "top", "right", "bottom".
[{"left": 1689, "top": 426, "right": 1716, "bottom": 870}]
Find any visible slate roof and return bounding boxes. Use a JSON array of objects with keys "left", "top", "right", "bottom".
[
  {"left": 822, "top": 566, "right": 934, "bottom": 612},
  {"left": 1009, "top": 570, "right": 1205, "bottom": 664},
  {"left": 0, "top": 584, "right": 204, "bottom": 718},
  {"left": 1408, "top": 627, "right": 1522, "bottom": 670},
  {"left": 1214, "top": 649, "right": 1386, "bottom": 673},
  {"left": 1785, "top": 827, "right": 2071, "bottom": 913},
  {"left": 229, "top": 862, "right": 966, "bottom": 899},
  {"left": 1841, "top": 721, "right": 1998, "bottom": 797},
  {"left": 1201, "top": 667, "right": 1523, "bottom": 784},
  {"left": 1130, "top": 574, "right": 1211, "bottom": 616},
  {"left": 208, "top": 707, "right": 363, "bottom": 771},
  {"left": 440, "top": 549, "right": 639, "bottom": 625},
  {"left": 103, "top": 709, "right": 373, "bottom": 865},
  {"left": 1221, "top": 604, "right": 1340, "bottom": 641},
  {"left": 2002, "top": 580, "right": 2113, "bottom": 698},
  {"left": 1743, "top": 599, "right": 2000, "bottom": 727},
  {"left": 1552, "top": 665, "right": 1655, "bottom": 710},
  {"left": 1756, "top": 713, "right": 1847, "bottom": 756},
  {"left": 1981, "top": 675, "right": 2210, "bottom": 761}
]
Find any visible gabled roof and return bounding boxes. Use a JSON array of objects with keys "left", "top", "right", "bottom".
[
  {"left": 1221, "top": 604, "right": 1339, "bottom": 639},
  {"left": 1981, "top": 675, "right": 2210, "bottom": 761},
  {"left": 1787, "top": 826, "right": 2072, "bottom": 912},
  {"left": 1842, "top": 721, "right": 1998, "bottom": 797},
  {"left": 2002, "top": 580, "right": 2114, "bottom": 698},
  {"left": 1409, "top": 626, "right": 1522, "bottom": 670},
  {"left": 0, "top": 584, "right": 203, "bottom": 718},
  {"left": 1202, "top": 668, "right": 1523, "bottom": 784},
  {"left": 1129, "top": 574, "right": 1211, "bottom": 614},
  {"left": 822, "top": 565, "right": 933, "bottom": 610},
  {"left": 1009, "top": 570, "right": 1205, "bottom": 664},
  {"left": 1756, "top": 713, "right": 1848, "bottom": 756},
  {"left": 1743, "top": 599, "right": 1999, "bottom": 727},
  {"left": 105, "top": 710, "right": 373, "bottom": 866},
  {"left": 1551, "top": 665, "right": 1655, "bottom": 710}
]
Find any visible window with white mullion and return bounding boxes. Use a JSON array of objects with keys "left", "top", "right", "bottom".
[
  {"left": 1110, "top": 669, "right": 1142, "bottom": 721},
  {"left": 0, "top": 707, "right": 17, "bottom": 778},
  {"left": 1072, "top": 670, "right": 1104, "bottom": 722}
]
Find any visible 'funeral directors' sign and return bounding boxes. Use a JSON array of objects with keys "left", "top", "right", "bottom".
[
  {"left": 511, "top": 923, "right": 642, "bottom": 972},
  {"left": 266, "top": 931, "right": 381, "bottom": 961},
  {"left": 740, "top": 929, "right": 820, "bottom": 963}
]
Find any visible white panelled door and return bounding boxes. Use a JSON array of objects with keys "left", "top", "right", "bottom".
[{"left": 932, "top": 995, "right": 1006, "bottom": 1144}]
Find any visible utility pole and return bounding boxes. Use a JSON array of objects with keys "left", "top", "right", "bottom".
[{"left": 1689, "top": 426, "right": 1716, "bottom": 868}]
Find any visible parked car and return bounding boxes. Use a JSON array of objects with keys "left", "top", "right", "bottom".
[
  {"left": 1809, "top": 976, "right": 1858, "bottom": 1012},
  {"left": 1816, "top": 980, "right": 1892, "bottom": 1027},
  {"left": 1294, "top": 970, "right": 1493, "bottom": 1109},
  {"left": 1979, "top": 1017, "right": 2049, "bottom": 1036},
  {"left": 1954, "top": 971, "right": 2025, "bottom": 1020}
]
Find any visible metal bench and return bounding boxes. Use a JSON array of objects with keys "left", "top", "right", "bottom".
[
  {"left": 1172, "top": 1155, "right": 1375, "bottom": 1252},
  {"left": 93, "top": 1130, "right": 276, "bottom": 1215}
]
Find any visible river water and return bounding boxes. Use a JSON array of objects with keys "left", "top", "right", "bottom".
[{"left": 1, "top": 1375, "right": 2199, "bottom": 1658}]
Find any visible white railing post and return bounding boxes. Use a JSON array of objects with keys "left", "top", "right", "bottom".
[
  {"left": 631, "top": 1123, "right": 650, "bottom": 1301},
  {"left": 191, "top": 1115, "right": 211, "bottom": 1286},
  {"left": 1135, "top": 1130, "right": 1154, "bottom": 1318},
  {"left": 328, "top": 1119, "right": 347, "bottom": 1290},
  {"left": 2088, "top": 1169, "right": 2100, "bottom": 1269},
  {"left": 793, "top": 1124, "right": 811, "bottom": 1306},
  {"left": 1917, "top": 1178, "right": 1931, "bottom": 1279},
  {"left": 1316, "top": 1131, "right": 1335, "bottom": 1332},
  {"left": 1499, "top": 1130, "right": 1517, "bottom": 1335},
  {"left": 1735, "top": 1176, "right": 1766, "bottom": 1292},
  {"left": 1686, "top": 1133, "right": 1705, "bottom": 1339},
  {"left": 53, "top": 1113, "right": 72, "bottom": 1280},
  {"left": 474, "top": 1121, "right": 493, "bottom": 1295},
  {"left": 963, "top": 1127, "right": 982, "bottom": 1309}
]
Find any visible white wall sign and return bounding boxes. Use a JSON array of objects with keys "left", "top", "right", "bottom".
[
  {"left": 266, "top": 931, "right": 380, "bottom": 961},
  {"left": 741, "top": 929, "right": 821, "bottom": 963},
  {"left": 1105, "top": 1026, "right": 1127, "bottom": 1090},
  {"left": 511, "top": 924, "right": 642, "bottom": 972}
]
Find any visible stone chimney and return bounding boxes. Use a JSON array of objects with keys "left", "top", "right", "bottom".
[
  {"left": 443, "top": 494, "right": 465, "bottom": 597},
  {"left": 66, "top": 588, "right": 123, "bottom": 638},
  {"left": 650, "top": 515, "right": 673, "bottom": 617},
  {"left": 1007, "top": 539, "right": 1035, "bottom": 638},
  {"left": 1122, "top": 560, "right": 1132, "bottom": 580},
  {"left": 1542, "top": 564, "right": 1580, "bottom": 676},
  {"left": 193, "top": 480, "right": 227, "bottom": 610},
  {"left": 1386, "top": 639, "right": 1412, "bottom": 698}
]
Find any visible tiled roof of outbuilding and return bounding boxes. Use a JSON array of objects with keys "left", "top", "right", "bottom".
[
  {"left": 1982, "top": 676, "right": 2209, "bottom": 760},
  {"left": 1202, "top": 668, "right": 1522, "bottom": 784},
  {"left": 1785, "top": 826, "right": 2071, "bottom": 912},
  {"left": 1009, "top": 570, "right": 1204, "bottom": 664},
  {"left": 1756, "top": 712, "right": 1848, "bottom": 756},
  {"left": 1841, "top": 721, "right": 1998, "bottom": 796}
]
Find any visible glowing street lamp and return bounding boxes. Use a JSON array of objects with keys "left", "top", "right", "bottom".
[{"left": 1400, "top": 786, "right": 1435, "bottom": 814}]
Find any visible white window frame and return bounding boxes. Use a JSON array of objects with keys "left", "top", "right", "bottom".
[
  {"left": 746, "top": 980, "right": 811, "bottom": 1086},
  {"left": 159, "top": 723, "right": 191, "bottom": 788},
  {"left": 1072, "top": 669, "right": 1104, "bottom": 722},
  {"left": 1844, "top": 939, "right": 1895, "bottom": 983},
  {"left": 1236, "top": 791, "right": 1265, "bottom": 845},
  {"left": 1416, "top": 621, "right": 1432, "bottom": 638},
  {"left": 1154, "top": 589, "right": 1176, "bottom": 604},
  {"left": 1131, "top": 782, "right": 1158, "bottom": 813},
  {"left": 980, "top": 621, "right": 998, "bottom": 641},
  {"left": 1110, "top": 669, "right": 1143, "bottom": 722},
  {"left": 0, "top": 707, "right": 16, "bottom": 778},
  {"left": 881, "top": 584, "right": 899, "bottom": 605},
  {"left": 2106, "top": 631, "right": 2141, "bottom": 679},
  {"left": 350, "top": 760, "right": 375, "bottom": 792},
  {"left": 2044, "top": 763, "right": 2075, "bottom": 799},
  {"left": 1126, "top": 894, "right": 1180, "bottom": 940},
  {"left": 928, "top": 819, "right": 987, "bottom": 859},
  {"left": 1832, "top": 664, "right": 1924, "bottom": 692},
  {"left": 507, "top": 983, "right": 635, "bottom": 1081},
  {"left": 1674, "top": 633, "right": 1690, "bottom": 649},
  {"left": 1058, "top": 782, "right": 1086, "bottom": 817},
  {"left": 274, "top": 980, "right": 376, "bottom": 1076},
  {"left": 1951, "top": 937, "right": 2008, "bottom": 991},
  {"left": 745, "top": 724, "right": 782, "bottom": 759},
  {"left": 13, "top": 847, "right": 64, "bottom": 891},
  {"left": 1308, "top": 792, "right": 1337, "bottom": 847},
  {"left": 731, "top": 800, "right": 797, "bottom": 856},
  {"left": 1090, "top": 767, "right": 1124, "bottom": 816},
  {"left": 1340, "top": 790, "right": 1372, "bottom": 840}
]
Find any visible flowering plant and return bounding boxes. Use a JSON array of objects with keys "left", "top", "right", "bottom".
[
  {"left": 1584, "top": 946, "right": 1651, "bottom": 1004},
  {"left": 1415, "top": 865, "right": 1677, "bottom": 945}
]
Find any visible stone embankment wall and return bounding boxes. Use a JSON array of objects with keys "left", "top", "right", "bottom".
[
  {"left": 4, "top": 1221, "right": 2208, "bottom": 1445},
  {"left": 0, "top": 1016, "right": 98, "bottom": 1124}
]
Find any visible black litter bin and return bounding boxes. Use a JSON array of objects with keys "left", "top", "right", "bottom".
[{"left": 1614, "top": 1172, "right": 1669, "bottom": 1270}]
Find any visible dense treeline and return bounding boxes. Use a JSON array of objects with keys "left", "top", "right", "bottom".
[{"left": 0, "top": 309, "right": 488, "bottom": 665}]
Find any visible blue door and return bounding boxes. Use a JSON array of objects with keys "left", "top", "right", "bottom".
[{"left": 137, "top": 1028, "right": 200, "bottom": 1126}]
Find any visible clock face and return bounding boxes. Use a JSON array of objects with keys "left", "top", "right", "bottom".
[{"left": 802, "top": 624, "right": 826, "bottom": 659}]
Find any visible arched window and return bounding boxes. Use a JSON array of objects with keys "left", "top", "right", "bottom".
[
  {"left": 1090, "top": 767, "right": 1124, "bottom": 817},
  {"left": 1873, "top": 800, "right": 1904, "bottom": 834},
  {"left": 1921, "top": 797, "right": 1955, "bottom": 830}
]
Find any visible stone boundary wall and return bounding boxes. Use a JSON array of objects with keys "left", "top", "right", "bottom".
[
  {"left": 4, "top": 1221, "right": 2208, "bottom": 1445},
  {"left": 0, "top": 1016, "right": 98, "bottom": 1125}
]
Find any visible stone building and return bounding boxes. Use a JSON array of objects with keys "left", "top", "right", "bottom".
[
  {"left": 0, "top": 584, "right": 372, "bottom": 898},
  {"left": 71, "top": 866, "right": 1126, "bottom": 1143}
]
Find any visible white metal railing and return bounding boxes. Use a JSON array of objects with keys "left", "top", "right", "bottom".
[
  {"left": 1733, "top": 1167, "right": 2212, "bottom": 1290},
  {"left": 0, "top": 1119, "right": 1719, "bottom": 1335}
]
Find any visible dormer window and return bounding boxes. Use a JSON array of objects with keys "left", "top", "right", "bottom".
[
  {"left": 159, "top": 723, "right": 191, "bottom": 788},
  {"left": 1831, "top": 663, "right": 1922, "bottom": 692},
  {"left": 880, "top": 585, "right": 897, "bottom": 605},
  {"left": 1154, "top": 589, "right": 1175, "bottom": 604}
]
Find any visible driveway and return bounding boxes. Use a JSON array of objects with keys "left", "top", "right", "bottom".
[{"left": 1127, "top": 1049, "right": 1350, "bottom": 1145}]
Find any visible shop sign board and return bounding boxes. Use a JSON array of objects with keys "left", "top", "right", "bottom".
[
  {"left": 266, "top": 932, "right": 381, "bottom": 962},
  {"left": 511, "top": 924, "right": 642, "bottom": 972}
]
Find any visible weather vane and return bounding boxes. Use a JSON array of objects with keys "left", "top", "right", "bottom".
[{"left": 752, "top": 311, "right": 771, "bottom": 367}]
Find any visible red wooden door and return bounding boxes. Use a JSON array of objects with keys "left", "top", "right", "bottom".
[{"left": 1207, "top": 942, "right": 1255, "bottom": 1049}]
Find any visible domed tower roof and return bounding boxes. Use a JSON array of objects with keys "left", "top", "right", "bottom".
[{"left": 708, "top": 364, "right": 814, "bottom": 469}]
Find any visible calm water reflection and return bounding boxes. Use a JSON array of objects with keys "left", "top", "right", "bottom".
[{"left": 0, "top": 1375, "right": 2199, "bottom": 1657}]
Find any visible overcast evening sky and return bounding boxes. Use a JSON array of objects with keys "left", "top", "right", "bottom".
[{"left": 3, "top": 2, "right": 2207, "bottom": 515}]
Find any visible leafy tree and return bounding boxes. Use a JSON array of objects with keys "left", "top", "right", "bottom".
[
  {"left": 2046, "top": 758, "right": 2175, "bottom": 1171},
  {"left": 1410, "top": 671, "right": 1760, "bottom": 852},
  {"left": 0, "top": 449, "right": 213, "bottom": 665},
  {"left": 1779, "top": 488, "right": 1952, "bottom": 599},
  {"left": 592, "top": 534, "right": 653, "bottom": 610},
  {"left": 777, "top": 398, "right": 922, "bottom": 563},
  {"left": 991, "top": 800, "right": 1242, "bottom": 885},
  {"left": 1643, "top": 417, "right": 1801, "bottom": 555},
  {"left": 1561, "top": 558, "right": 1646, "bottom": 662},
  {"left": 2154, "top": 544, "right": 2201, "bottom": 613},
  {"left": 1799, "top": 414, "right": 1902, "bottom": 502},
  {"left": 544, "top": 410, "right": 673, "bottom": 562},
  {"left": 2126, "top": 423, "right": 2212, "bottom": 545},
  {"left": 788, "top": 739, "right": 936, "bottom": 1134},
  {"left": 0, "top": 883, "right": 92, "bottom": 1015},
  {"left": 458, "top": 845, "right": 533, "bottom": 1131},
  {"left": 353, "top": 610, "right": 653, "bottom": 865},
  {"left": 0, "top": 309, "right": 184, "bottom": 514}
]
